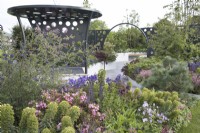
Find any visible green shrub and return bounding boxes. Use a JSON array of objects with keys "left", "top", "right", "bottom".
[
  {"left": 102, "top": 86, "right": 141, "bottom": 132},
  {"left": 142, "top": 56, "right": 193, "bottom": 92},
  {"left": 69, "top": 106, "right": 81, "bottom": 123},
  {"left": 56, "top": 101, "right": 71, "bottom": 123},
  {"left": 102, "top": 80, "right": 191, "bottom": 133},
  {"left": 19, "top": 107, "right": 38, "bottom": 133},
  {"left": 178, "top": 101, "right": 200, "bottom": 133},
  {"left": 61, "top": 116, "right": 73, "bottom": 130},
  {"left": 41, "top": 102, "right": 58, "bottom": 130},
  {"left": 0, "top": 104, "right": 15, "bottom": 133},
  {"left": 122, "top": 57, "right": 160, "bottom": 80},
  {"left": 61, "top": 127, "right": 75, "bottom": 133},
  {"left": 133, "top": 88, "right": 191, "bottom": 132},
  {"left": 41, "top": 128, "right": 51, "bottom": 133},
  {"left": 26, "top": 115, "right": 38, "bottom": 133}
]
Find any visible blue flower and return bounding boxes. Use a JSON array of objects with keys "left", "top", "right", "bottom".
[
  {"left": 106, "top": 77, "right": 112, "bottom": 84},
  {"left": 87, "top": 75, "right": 98, "bottom": 82},
  {"left": 114, "top": 74, "right": 121, "bottom": 82}
]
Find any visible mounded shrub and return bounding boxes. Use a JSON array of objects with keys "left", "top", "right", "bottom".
[
  {"left": 61, "top": 116, "right": 73, "bottom": 130},
  {"left": 61, "top": 126, "right": 75, "bottom": 133},
  {"left": 40, "top": 102, "right": 58, "bottom": 130},
  {"left": 19, "top": 107, "right": 38, "bottom": 133},
  {"left": 41, "top": 128, "right": 51, "bottom": 133},
  {"left": 142, "top": 56, "right": 193, "bottom": 92},
  {"left": 26, "top": 115, "right": 38, "bottom": 133},
  {"left": 178, "top": 101, "right": 200, "bottom": 133},
  {"left": 69, "top": 106, "right": 81, "bottom": 123},
  {"left": 0, "top": 104, "right": 15, "bottom": 132},
  {"left": 56, "top": 101, "right": 71, "bottom": 123}
]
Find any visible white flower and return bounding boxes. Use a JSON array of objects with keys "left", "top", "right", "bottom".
[
  {"left": 142, "top": 118, "right": 148, "bottom": 122},
  {"left": 142, "top": 111, "right": 146, "bottom": 115},
  {"left": 142, "top": 101, "right": 149, "bottom": 107}
]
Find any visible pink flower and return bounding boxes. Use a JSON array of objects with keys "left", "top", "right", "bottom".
[
  {"left": 192, "top": 74, "right": 200, "bottom": 87},
  {"left": 63, "top": 93, "right": 74, "bottom": 104},
  {"left": 35, "top": 110, "right": 41, "bottom": 116},
  {"left": 36, "top": 101, "right": 47, "bottom": 110},
  {"left": 99, "top": 113, "right": 106, "bottom": 121},
  {"left": 139, "top": 69, "right": 152, "bottom": 79},
  {"left": 81, "top": 124, "right": 89, "bottom": 133},
  {"left": 80, "top": 92, "right": 87, "bottom": 103}
]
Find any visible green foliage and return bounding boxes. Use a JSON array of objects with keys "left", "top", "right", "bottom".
[
  {"left": 69, "top": 106, "right": 81, "bottom": 123},
  {"left": 26, "top": 114, "right": 39, "bottom": 133},
  {"left": 150, "top": 19, "right": 187, "bottom": 59},
  {"left": 122, "top": 57, "right": 160, "bottom": 80},
  {"left": 0, "top": 26, "right": 89, "bottom": 124},
  {"left": 61, "top": 127, "right": 75, "bottom": 133},
  {"left": 105, "top": 9, "right": 146, "bottom": 52},
  {"left": 55, "top": 101, "right": 71, "bottom": 123},
  {"left": 61, "top": 116, "right": 73, "bottom": 130},
  {"left": 41, "top": 128, "right": 51, "bottom": 133},
  {"left": 134, "top": 88, "right": 191, "bottom": 132},
  {"left": 106, "top": 27, "right": 146, "bottom": 52},
  {"left": 19, "top": 107, "right": 38, "bottom": 133},
  {"left": 102, "top": 79, "right": 191, "bottom": 132},
  {"left": 41, "top": 102, "right": 58, "bottom": 130},
  {"left": 0, "top": 104, "right": 15, "bottom": 133},
  {"left": 98, "top": 69, "right": 106, "bottom": 101},
  {"left": 11, "top": 25, "right": 33, "bottom": 50},
  {"left": 102, "top": 86, "right": 141, "bottom": 132},
  {"left": 142, "top": 56, "right": 193, "bottom": 92},
  {"left": 89, "top": 20, "right": 108, "bottom": 30},
  {"left": 178, "top": 101, "right": 200, "bottom": 133}
]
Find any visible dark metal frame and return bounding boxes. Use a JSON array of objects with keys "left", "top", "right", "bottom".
[
  {"left": 7, "top": 5, "right": 102, "bottom": 74},
  {"left": 0, "top": 24, "right": 3, "bottom": 31}
]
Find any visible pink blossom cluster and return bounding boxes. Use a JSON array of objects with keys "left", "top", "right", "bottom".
[
  {"left": 63, "top": 93, "right": 74, "bottom": 104},
  {"left": 88, "top": 103, "right": 99, "bottom": 117},
  {"left": 42, "top": 90, "right": 61, "bottom": 102},
  {"left": 192, "top": 74, "right": 200, "bottom": 87},
  {"left": 81, "top": 123, "right": 90, "bottom": 133},
  {"left": 80, "top": 123, "right": 105, "bottom": 133},
  {"left": 42, "top": 90, "right": 51, "bottom": 101},
  {"left": 36, "top": 101, "right": 47, "bottom": 110},
  {"left": 80, "top": 92, "right": 87, "bottom": 103},
  {"left": 35, "top": 101, "right": 47, "bottom": 116},
  {"left": 138, "top": 69, "right": 152, "bottom": 79},
  {"left": 88, "top": 103, "right": 106, "bottom": 121}
]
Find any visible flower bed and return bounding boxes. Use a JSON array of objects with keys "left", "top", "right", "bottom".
[{"left": 0, "top": 70, "right": 192, "bottom": 133}]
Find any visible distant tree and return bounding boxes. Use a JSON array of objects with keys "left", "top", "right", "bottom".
[
  {"left": 11, "top": 25, "right": 33, "bottom": 50},
  {"left": 83, "top": 0, "right": 91, "bottom": 8},
  {"left": 89, "top": 20, "right": 108, "bottom": 30},
  {"left": 164, "top": 0, "right": 200, "bottom": 41},
  {"left": 123, "top": 9, "right": 140, "bottom": 26},
  {"left": 106, "top": 28, "right": 146, "bottom": 52},
  {"left": 149, "top": 19, "right": 186, "bottom": 59},
  {"left": 164, "top": 0, "right": 200, "bottom": 26}
]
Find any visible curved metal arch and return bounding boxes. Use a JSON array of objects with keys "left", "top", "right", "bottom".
[
  {"left": 106, "top": 22, "right": 149, "bottom": 44},
  {"left": 0, "top": 24, "right": 3, "bottom": 31}
]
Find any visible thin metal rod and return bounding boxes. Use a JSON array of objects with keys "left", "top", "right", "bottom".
[
  {"left": 84, "top": 11, "right": 93, "bottom": 74},
  {"left": 17, "top": 15, "right": 26, "bottom": 49}
]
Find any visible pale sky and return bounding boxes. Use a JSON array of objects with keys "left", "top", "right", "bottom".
[{"left": 0, "top": 0, "right": 173, "bottom": 33}]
